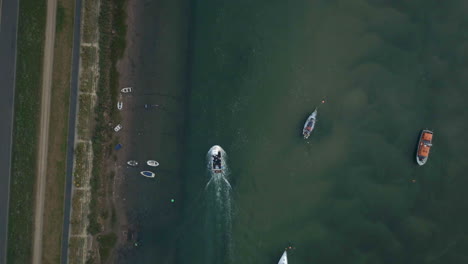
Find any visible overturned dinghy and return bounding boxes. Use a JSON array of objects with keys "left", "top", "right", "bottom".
[
  {"left": 121, "top": 87, "right": 132, "bottom": 93},
  {"left": 127, "top": 160, "right": 138, "bottom": 167}
]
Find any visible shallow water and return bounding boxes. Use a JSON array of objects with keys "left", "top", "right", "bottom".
[{"left": 122, "top": 0, "right": 468, "bottom": 263}]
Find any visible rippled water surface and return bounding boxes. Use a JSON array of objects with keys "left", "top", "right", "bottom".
[{"left": 124, "top": 1, "right": 468, "bottom": 263}]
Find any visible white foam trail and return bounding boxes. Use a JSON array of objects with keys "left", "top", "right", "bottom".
[{"left": 205, "top": 146, "right": 233, "bottom": 262}]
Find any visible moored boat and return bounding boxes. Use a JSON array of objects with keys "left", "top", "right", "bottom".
[
  {"left": 127, "top": 160, "right": 138, "bottom": 167},
  {"left": 302, "top": 109, "right": 317, "bottom": 139},
  {"left": 140, "top": 171, "right": 155, "bottom": 178},
  {"left": 147, "top": 160, "right": 159, "bottom": 167},
  {"left": 209, "top": 145, "right": 225, "bottom": 174},
  {"left": 416, "top": 129, "right": 433, "bottom": 166},
  {"left": 278, "top": 250, "right": 288, "bottom": 264},
  {"left": 121, "top": 87, "right": 133, "bottom": 93}
]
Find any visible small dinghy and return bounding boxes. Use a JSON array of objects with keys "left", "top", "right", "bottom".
[
  {"left": 127, "top": 160, "right": 138, "bottom": 167},
  {"left": 147, "top": 160, "right": 159, "bottom": 167},
  {"left": 140, "top": 171, "right": 155, "bottom": 178},
  {"left": 121, "top": 87, "right": 133, "bottom": 93}
]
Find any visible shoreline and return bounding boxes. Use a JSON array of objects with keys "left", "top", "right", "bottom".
[
  {"left": 111, "top": 0, "right": 192, "bottom": 261},
  {"left": 113, "top": 0, "right": 140, "bottom": 253}
]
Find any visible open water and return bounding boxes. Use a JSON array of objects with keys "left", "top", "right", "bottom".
[{"left": 122, "top": 0, "right": 468, "bottom": 263}]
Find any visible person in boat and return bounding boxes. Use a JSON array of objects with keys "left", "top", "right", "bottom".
[{"left": 212, "top": 154, "right": 221, "bottom": 169}]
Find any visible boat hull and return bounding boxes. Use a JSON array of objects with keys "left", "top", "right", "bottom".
[
  {"left": 121, "top": 87, "right": 132, "bottom": 93},
  {"left": 208, "top": 145, "right": 225, "bottom": 174},
  {"left": 127, "top": 160, "right": 138, "bottom": 167},
  {"left": 278, "top": 251, "right": 288, "bottom": 264},
  {"left": 140, "top": 171, "right": 155, "bottom": 178},
  {"left": 416, "top": 129, "right": 433, "bottom": 166},
  {"left": 147, "top": 160, "right": 159, "bottom": 167},
  {"left": 302, "top": 109, "right": 317, "bottom": 139}
]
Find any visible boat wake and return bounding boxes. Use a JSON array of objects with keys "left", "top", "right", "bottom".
[{"left": 204, "top": 146, "right": 233, "bottom": 263}]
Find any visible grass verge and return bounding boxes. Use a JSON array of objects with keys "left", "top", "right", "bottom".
[
  {"left": 7, "top": 0, "right": 47, "bottom": 263},
  {"left": 86, "top": 0, "right": 127, "bottom": 260},
  {"left": 40, "top": 0, "right": 75, "bottom": 262}
]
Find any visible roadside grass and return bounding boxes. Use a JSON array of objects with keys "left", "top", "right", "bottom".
[
  {"left": 86, "top": 0, "right": 127, "bottom": 242},
  {"left": 7, "top": 0, "right": 47, "bottom": 263},
  {"left": 73, "top": 142, "right": 90, "bottom": 187},
  {"left": 40, "top": 0, "right": 75, "bottom": 263},
  {"left": 68, "top": 237, "right": 85, "bottom": 264},
  {"left": 82, "top": 0, "right": 99, "bottom": 43},
  {"left": 77, "top": 94, "right": 93, "bottom": 138},
  {"left": 70, "top": 190, "right": 85, "bottom": 236},
  {"left": 75, "top": 1, "right": 128, "bottom": 261},
  {"left": 79, "top": 46, "right": 97, "bottom": 94}
]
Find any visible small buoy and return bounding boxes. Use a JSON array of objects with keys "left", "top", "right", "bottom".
[
  {"left": 171, "top": 199, "right": 175, "bottom": 203},
  {"left": 322, "top": 100, "right": 325, "bottom": 103}
]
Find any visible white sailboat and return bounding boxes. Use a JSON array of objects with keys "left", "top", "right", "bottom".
[{"left": 278, "top": 250, "right": 288, "bottom": 264}]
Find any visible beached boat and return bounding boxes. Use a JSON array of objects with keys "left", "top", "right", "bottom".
[
  {"left": 278, "top": 251, "right": 288, "bottom": 264},
  {"left": 147, "top": 160, "right": 159, "bottom": 167},
  {"left": 121, "top": 87, "right": 133, "bottom": 93},
  {"left": 302, "top": 108, "right": 317, "bottom": 139},
  {"left": 416, "top": 129, "right": 433, "bottom": 166},
  {"left": 127, "top": 160, "right": 138, "bottom": 167},
  {"left": 209, "top": 145, "right": 224, "bottom": 174},
  {"left": 140, "top": 171, "right": 155, "bottom": 178}
]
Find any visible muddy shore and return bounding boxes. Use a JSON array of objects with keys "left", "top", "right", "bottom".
[{"left": 112, "top": 0, "right": 191, "bottom": 262}]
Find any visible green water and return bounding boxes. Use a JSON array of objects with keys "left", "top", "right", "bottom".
[{"left": 177, "top": 0, "right": 468, "bottom": 263}]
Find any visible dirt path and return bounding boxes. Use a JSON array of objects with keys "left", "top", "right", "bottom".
[{"left": 31, "top": 0, "right": 57, "bottom": 263}]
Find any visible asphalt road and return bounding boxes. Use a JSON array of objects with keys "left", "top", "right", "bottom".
[
  {"left": 60, "top": 0, "right": 83, "bottom": 262},
  {"left": 0, "top": 0, "right": 19, "bottom": 262}
]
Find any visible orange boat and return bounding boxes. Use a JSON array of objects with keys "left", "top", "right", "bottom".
[{"left": 416, "top": 130, "right": 433, "bottom": 166}]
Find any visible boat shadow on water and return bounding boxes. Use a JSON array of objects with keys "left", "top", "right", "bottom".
[{"left": 413, "top": 131, "right": 421, "bottom": 166}]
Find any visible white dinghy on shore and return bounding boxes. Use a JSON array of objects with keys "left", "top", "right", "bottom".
[{"left": 147, "top": 160, "right": 159, "bottom": 167}]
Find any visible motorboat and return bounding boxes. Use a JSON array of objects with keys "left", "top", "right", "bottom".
[
  {"left": 147, "top": 160, "right": 159, "bottom": 167},
  {"left": 416, "top": 129, "right": 433, "bottom": 166},
  {"left": 208, "top": 145, "right": 225, "bottom": 174},
  {"left": 121, "top": 87, "right": 133, "bottom": 93},
  {"left": 140, "top": 171, "right": 155, "bottom": 178},
  {"left": 117, "top": 101, "right": 123, "bottom": 110},
  {"left": 302, "top": 109, "right": 317, "bottom": 139},
  {"left": 278, "top": 250, "right": 288, "bottom": 264},
  {"left": 127, "top": 160, "right": 138, "bottom": 167}
]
